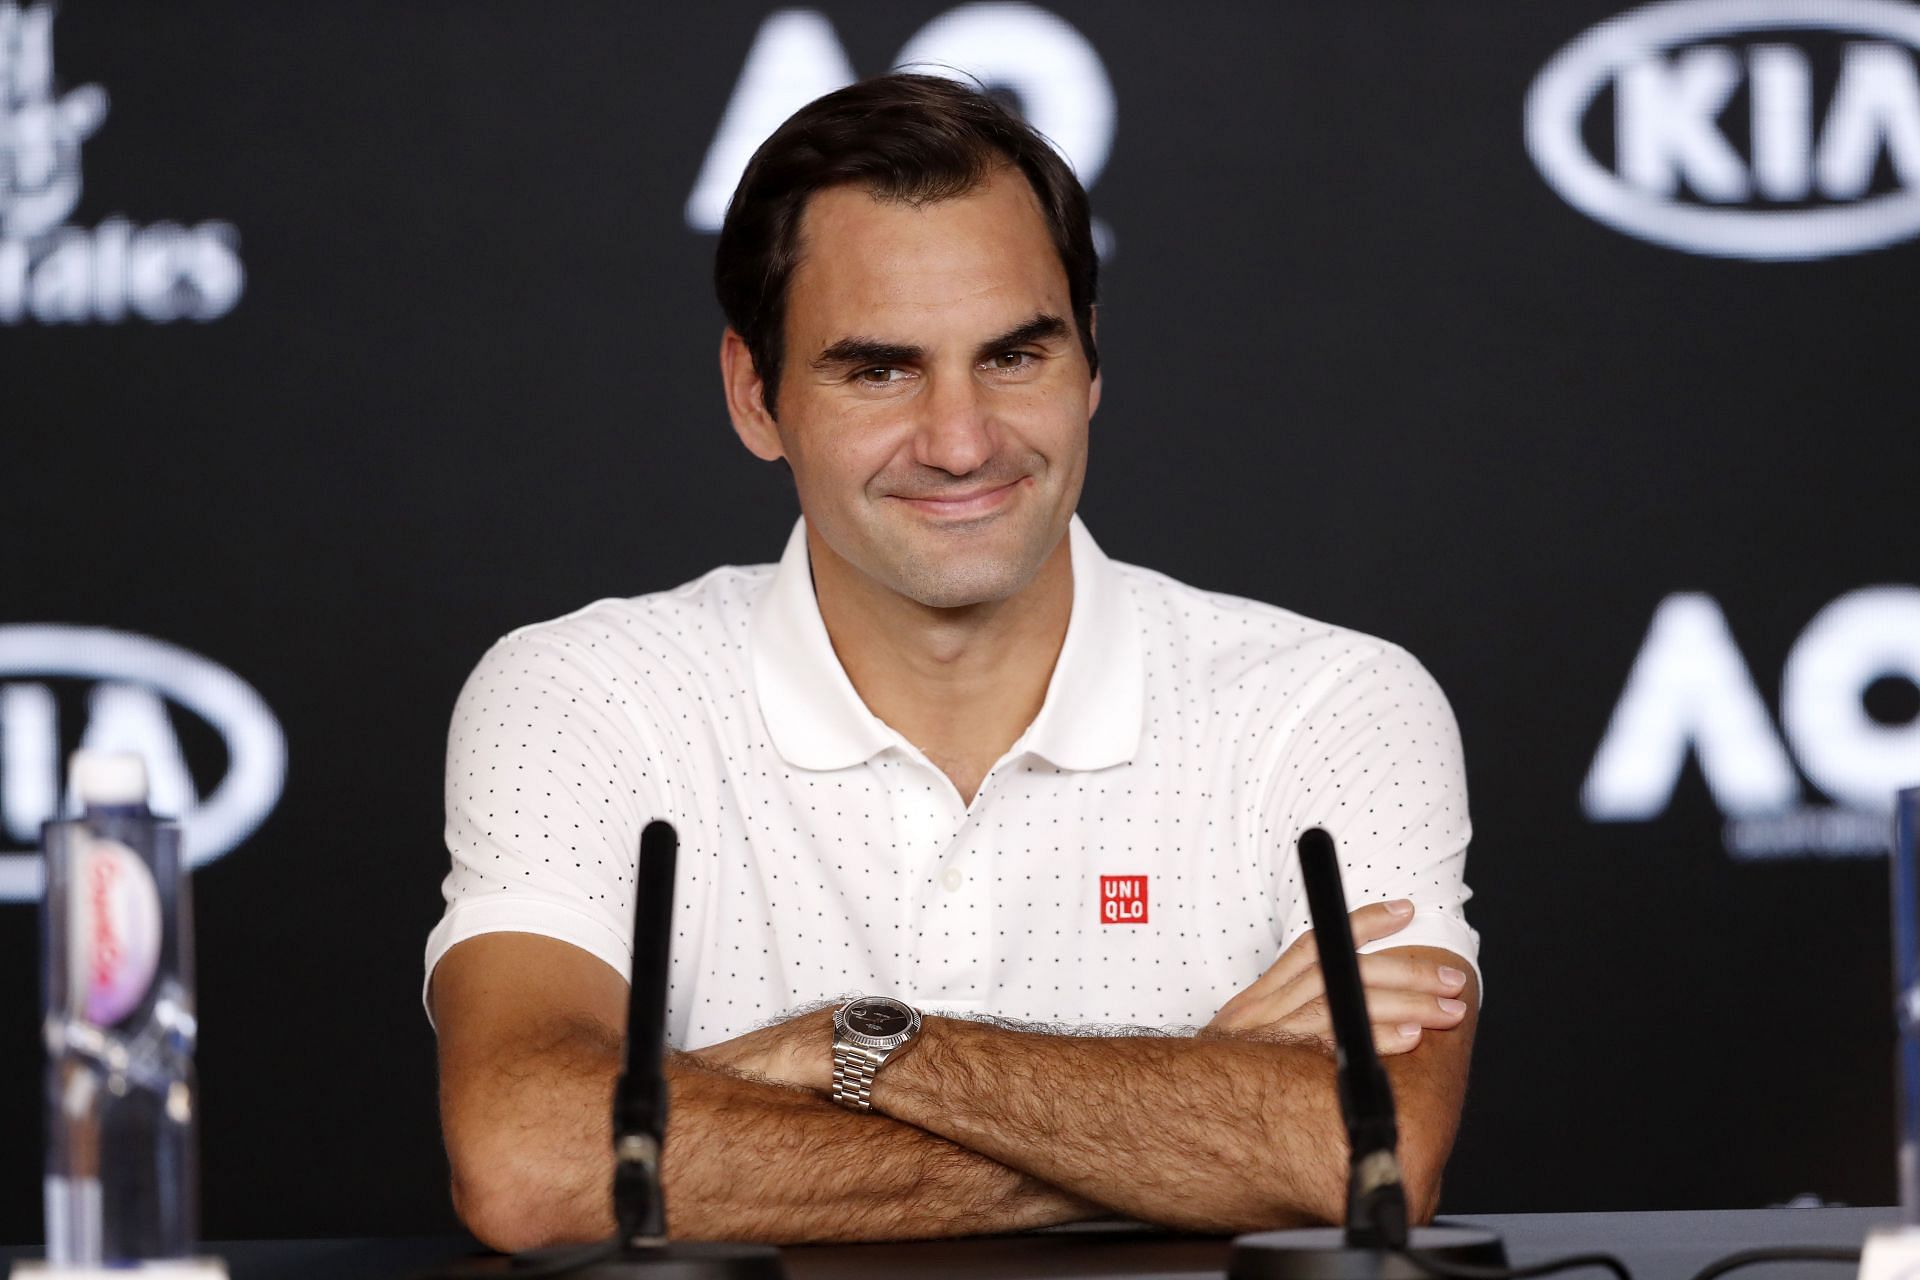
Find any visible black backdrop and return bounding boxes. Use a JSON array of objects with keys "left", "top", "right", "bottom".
[{"left": 4, "top": 0, "right": 1917, "bottom": 1242}]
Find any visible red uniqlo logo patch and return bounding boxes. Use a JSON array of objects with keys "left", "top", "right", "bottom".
[{"left": 1099, "top": 875, "right": 1149, "bottom": 925}]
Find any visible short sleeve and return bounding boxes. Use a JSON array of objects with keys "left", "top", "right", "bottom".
[
  {"left": 1264, "top": 643, "right": 1482, "bottom": 991},
  {"left": 422, "top": 629, "right": 688, "bottom": 1024}
]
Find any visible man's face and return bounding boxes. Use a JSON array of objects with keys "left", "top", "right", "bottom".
[{"left": 760, "top": 166, "right": 1098, "bottom": 610}]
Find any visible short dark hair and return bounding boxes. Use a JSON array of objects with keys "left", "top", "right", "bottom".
[{"left": 714, "top": 72, "right": 1100, "bottom": 411}]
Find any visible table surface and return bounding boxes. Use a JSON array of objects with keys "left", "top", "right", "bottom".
[{"left": 2, "top": 1208, "right": 1900, "bottom": 1280}]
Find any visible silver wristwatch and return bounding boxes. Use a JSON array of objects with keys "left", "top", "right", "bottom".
[{"left": 830, "top": 995, "right": 922, "bottom": 1112}]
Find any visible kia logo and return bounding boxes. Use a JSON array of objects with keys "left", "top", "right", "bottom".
[
  {"left": 0, "top": 626, "right": 286, "bottom": 902},
  {"left": 1526, "top": 0, "right": 1920, "bottom": 260}
]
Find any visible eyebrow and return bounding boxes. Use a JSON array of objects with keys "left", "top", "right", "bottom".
[
  {"left": 809, "top": 337, "right": 923, "bottom": 371},
  {"left": 975, "top": 313, "right": 1070, "bottom": 361},
  {"left": 807, "top": 312, "right": 1072, "bottom": 372}
]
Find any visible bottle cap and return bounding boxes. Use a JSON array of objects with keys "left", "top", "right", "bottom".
[{"left": 70, "top": 750, "right": 150, "bottom": 807}]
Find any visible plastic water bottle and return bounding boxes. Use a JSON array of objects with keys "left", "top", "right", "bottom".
[
  {"left": 1861, "top": 786, "right": 1920, "bottom": 1280},
  {"left": 1898, "top": 785, "right": 1920, "bottom": 1221},
  {"left": 39, "top": 751, "right": 200, "bottom": 1268}
]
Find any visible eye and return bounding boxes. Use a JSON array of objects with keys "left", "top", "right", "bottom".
[
  {"left": 986, "top": 351, "right": 1036, "bottom": 372},
  {"left": 854, "top": 366, "right": 906, "bottom": 384}
]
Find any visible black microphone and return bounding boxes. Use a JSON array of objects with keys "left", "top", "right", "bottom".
[
  {"left": 1295, "top": 826, "right": 1407, "bottom": 1249},
  {"left": 1228, "top": 828, "right": 1507, "bottom": 1280},
  {"left": 612, "top": 819, "right": 677, "bottom": 1250},
  {"left": 426, "top": 821, "right": 785, "bottom": 1279}
]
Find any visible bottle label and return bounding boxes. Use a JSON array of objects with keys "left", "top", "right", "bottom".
[{"left": 75, "top": 838, "right": 162, "bottom": 1026}]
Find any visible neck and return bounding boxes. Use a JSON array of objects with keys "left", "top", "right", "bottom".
[{"left": 808, "top": 524, "right": 1074, "bottom": 805}]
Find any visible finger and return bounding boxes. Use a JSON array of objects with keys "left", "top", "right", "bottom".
[
  {"left": 1273, "top": 997, "right": 1460, "bottom": 1058},
  {"left": 1220, "top": 901, "right": 1429, "bottom": 1023},
  {"left": 1254, "top": 900, "right": 1414, "bottom": 995},
  {"left": 1230, "top": 925, "right": 1329, "bottom": 1008},
  {"left": 1374, "top": 1021, "right": 1424, "bottom": 1057},
  {"left": 1262, "top": 949, "right": 1429, "bottom": 1020},
  {"left": 1235, "top": 898, "right": 1414, "bottom": 1000},
  {"left": 1264, "top": 963, "right": 1327, "bottom": 1026},
  {"left": 1254, "top": 1017, "right": 1422, "bottom": 1058},
  {"left": 1271, "top": 993, "right": 1332, "bottom": 1036},
  {"left": 1254, "top": 936, "right": 1439, "bottom": 1023},
  {"left": 1348, "top": 899, "right": 1417, "bottom": 949},
  {"left": 1355, "top": 952, "right": 1470, "bottom": 997},
  {"left": 1272, "top": 995, "right": 1414, "bottom": 1055},
  {"left": 1233, "top": 970, "right": 1468, "bottom": 1038},
  {"left": 1206, "top": 967, "right": 1320, "bottom": 1035},
  {"left": 1343, "top": 988, "right": 1471, "bottom": 1029}
]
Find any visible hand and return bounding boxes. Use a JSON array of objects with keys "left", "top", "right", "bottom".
[
  {"left": 685, "top": 1006, "right": 835, "bottom": 1093},
  {"left": 1203, "top": 900, "right": 1470, "bottom": 1056}
]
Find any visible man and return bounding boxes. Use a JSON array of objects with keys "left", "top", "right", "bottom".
[{"left": 426, "top": 74, "right": 1481, "bottom": 1251}]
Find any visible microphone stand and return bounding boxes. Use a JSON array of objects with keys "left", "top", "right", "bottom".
[
  {"left": 1228, "top": 828, "right": 1508, "bottom": 1280},
  {"left": 428, "top": 821, "right": 785, "bottom": 1279}
]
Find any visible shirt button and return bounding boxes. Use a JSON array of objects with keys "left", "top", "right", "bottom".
[{"left": 940, "top": 867, "right": 963, "bottom": 893}]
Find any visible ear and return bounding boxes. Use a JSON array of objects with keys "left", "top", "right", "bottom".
[
  {"left": 720, "top": 328, "right": 784, "bottom": 462},
  {"left": 1086, "top": 306, "right": 1102, "bottom": 419}
]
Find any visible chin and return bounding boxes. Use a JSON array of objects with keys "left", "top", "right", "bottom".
[
  {"left": 902, "top": 579, "right": 1020, "bottom": 610},
  {"left": 885, "top": 546, "right": 1049, "bottom": 609},
  {"left": 829, "top": 500, "right": 1068, "bottom": 609}
]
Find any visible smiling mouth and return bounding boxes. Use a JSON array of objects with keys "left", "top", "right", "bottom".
[{"left": 890, "top": 478, "right": 1026, "bottom": 519}]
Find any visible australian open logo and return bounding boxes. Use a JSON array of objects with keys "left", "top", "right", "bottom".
[
  {"left": 687, "top": 5, "right": 1117, "bottom": 255},
  {"left": 0, "top": 1, "right": 244, "bottom": 323},
  {"left": 1527, "top": 0, "right": 1920, "bottom": 260},
  {"left": 1583, "top": 587, "right": 1920, "bottom": 859}
]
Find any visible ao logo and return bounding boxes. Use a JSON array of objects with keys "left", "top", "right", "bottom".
[
  {"left": 0, "top": 1, "right": 245, "bottom": 323},
  {"left": 0, "top": 626, "right": 286, "bottom": 903},
  {"left": 686, "top": 3, "right": 1115, "bottom": 247},
  {"left": 1582, "top": 588, "right": 1920, "bottom": 830},
  {"left": 1527, "top": 0, "right": 1920, "bottom": 259}
]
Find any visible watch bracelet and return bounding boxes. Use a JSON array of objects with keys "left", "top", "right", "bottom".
[{"left": 831, "top": 1044, "right": 884, "bottom": 1111}]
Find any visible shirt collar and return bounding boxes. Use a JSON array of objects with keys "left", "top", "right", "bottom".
[
  {"left": 749, "top": 514, "right": 1144, "bottom": 774},
  {"left": 749, "top": 520, "right": 896, "bottom": 771},
  {"left": 1016, "top": 516, "right": 1144, "bottom": 771}
]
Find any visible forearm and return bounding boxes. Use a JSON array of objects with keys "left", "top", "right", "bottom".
[
  {"left": 666, "top": 1053, "right": 1103, "bottom": 1242},
  {"left": 442, "top": 1017, "right": 1100, "bottom": 1249},
  {"left": 443, "top": 1014, "right": 620, "bottom": 1248},
  {"left": 870, "top": 1018, "right": 1352, "bottom": 1233},
  {"left": 1380, "top": 1014, "right": 1476, "bottom": 1223}
]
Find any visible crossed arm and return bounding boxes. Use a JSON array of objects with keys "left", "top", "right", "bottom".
[
  {"left": 434, "top": 937, "right": 1099, "bottom": 1249},
  {"left": 432, "top": 904, "right": 1477, "bottom": 1251}
]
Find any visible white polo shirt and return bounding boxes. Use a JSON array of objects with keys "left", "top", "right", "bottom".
[{"left": 424, "top": 517, "right": 1480, "bottom": 1048}]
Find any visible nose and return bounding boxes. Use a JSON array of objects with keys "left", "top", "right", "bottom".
[{"left": 911, "top": 368, "right": 996, "bottom": 476}]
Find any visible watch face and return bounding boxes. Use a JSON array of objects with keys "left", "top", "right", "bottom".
[{"left": 845, "top": 998, "right": 912, "bottom": 1038}]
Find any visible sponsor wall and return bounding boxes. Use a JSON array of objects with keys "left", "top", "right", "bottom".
[{"left": 4, "top": 0, "right": 1918, "bottom": 1241}]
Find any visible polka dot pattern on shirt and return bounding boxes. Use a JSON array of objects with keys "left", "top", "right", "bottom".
[{"left": 424, "top": 521, "right": 1481, "bottom": 1048}]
